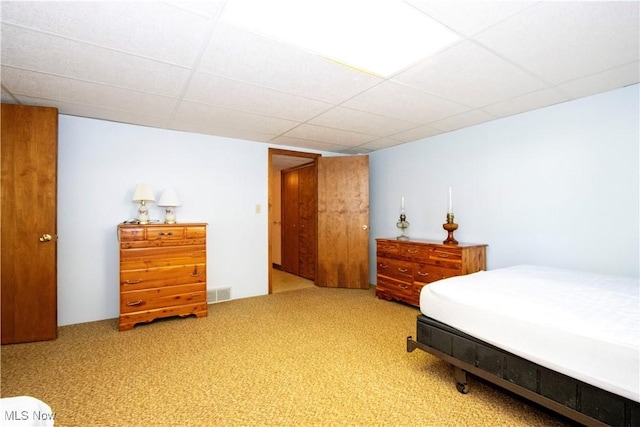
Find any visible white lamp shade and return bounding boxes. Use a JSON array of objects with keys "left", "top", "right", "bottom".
[
  {"left": 132, "top": 183, "right": 155, "bottom": 203},
  {"left": 158, "top": 188, "right": 182, "bottom": 207}
]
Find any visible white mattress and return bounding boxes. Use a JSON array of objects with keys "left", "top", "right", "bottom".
[{"left": 419, "top": 265, "right": 640, "bottom": 402}]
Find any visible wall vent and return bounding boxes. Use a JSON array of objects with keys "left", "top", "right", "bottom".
[{"left": 207, "top": 287, "right": 231, "bottom": 304}]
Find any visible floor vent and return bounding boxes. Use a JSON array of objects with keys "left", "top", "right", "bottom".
[{"left": 207, "top": 287, "right": 231, "bottom": 304}]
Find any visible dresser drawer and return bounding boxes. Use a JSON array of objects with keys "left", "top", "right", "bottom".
[
  {"left": 120, "top": 264, "right": 206, "bottom": 290},
  {"left": 414, "top": 263, "right": 461, "bottom": 284},
  {"left": 377, "top": 241, "right": 401, "bottom": 258},
  {"left": 377, "top": 257, "right": 413, "bottom": 281},
  {"left": 376, "top": 275, "right": 412, "bottom": 297},
  {"left": 400, "top": 244, "right": 430, "bottom": 261},
  {"left": 119, "top": 227, "right": 145, "bottom": 241},
  {"left": 186, "top": 226, "right": 206, "bottom": 239},
  {"left": 145, "top": 226, "right": 185, "bottom": 241},
  {"left": 428, "top": 247, "right": 462, "bottom": 268},
  {"left": 120, "top": 245, "right": 206, "bottom": 269},
  {"left": 120, "top": 283, "right": 205, "bottom": 314}
]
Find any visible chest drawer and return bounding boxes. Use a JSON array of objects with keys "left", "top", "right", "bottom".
[
  {"left": 120, "top": 264, "right": 206, "bottom": 291},
  {"left": 145, "top": 226, "right": 185, "bottom": 241},
  {"left": 186, "top": 226, "right": 206, "bottom": 239},
  {"left": 377, "top": 241, "right": 401, "bottom": 258},
  {"left": 119, "top": 227, "right": 145, "bottom": 242},
  {"left": 414, "top": 263, "right": 461, "bottom": 284},
  {"left": 120, "top": 283, "right": 205, "bottom": 314},
  {"left": 377, "top": 257, "right": 413, "bottom": 281},
  {"left": 120, "top": 245, "right": 206, "bottom": 270},
  {"left": 376, "top": 275, "right": 412, "bottom": 297}
]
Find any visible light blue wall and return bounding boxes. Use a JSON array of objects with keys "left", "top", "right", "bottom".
[
  {"left": 57, "top": 84, "right": 638, "bottom": 326},
  {"left": 369, "top": 85, "right": 639, "bottom": 279},
  {"left": 56, "top": 117, "right": 321, "bottom": 326}
]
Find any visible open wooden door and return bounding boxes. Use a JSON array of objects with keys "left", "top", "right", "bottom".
[
  {"left": 1, "top": 104, "right": 58, "bottom": 344},
  {"left": 316, "top": 156, "right": 369, "bottom": 289}
]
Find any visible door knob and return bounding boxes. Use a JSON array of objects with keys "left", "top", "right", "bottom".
[
  {"left": 362, "top": 224, "right": 369, "bottom": 230},
  {"left": 39, "top": 234, "right": 52, "bottom": 242}
]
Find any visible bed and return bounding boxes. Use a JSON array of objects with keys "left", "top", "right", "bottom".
[{"left": 406, "top": 265, "right": 639, "bottom": 426}]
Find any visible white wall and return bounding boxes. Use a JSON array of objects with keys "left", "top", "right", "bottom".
[
  {"left": 56, "top": 116, "right": 309, "bottom": 326},
  {"left": 369, "top": 85, "right": 639, "bottom": 279}
]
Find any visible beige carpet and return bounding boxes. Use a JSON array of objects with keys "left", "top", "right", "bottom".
[{"left": 1, "top": 287, "right": 569, "bottom": 426}]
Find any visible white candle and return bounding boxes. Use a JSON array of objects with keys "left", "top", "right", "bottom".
[
  {"left": 448, "top": 186, "right": 453, "bottom": 213},
  {"left": 401, "top": 196, "right": 404, "bottom": 209}
]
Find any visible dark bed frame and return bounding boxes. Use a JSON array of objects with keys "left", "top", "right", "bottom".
[{"left": 407, "top": 314, "right": 640, "bottom": 427}]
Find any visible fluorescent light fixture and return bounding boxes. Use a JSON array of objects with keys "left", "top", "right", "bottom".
[{"left": 221, "top": 0, "right": 461, "bottom": 77}]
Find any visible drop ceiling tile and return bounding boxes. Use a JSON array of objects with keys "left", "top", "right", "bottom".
[
  {"left": 308, "top": 106, "right": 420, "bottom": 137},
  {"left": 1, "top": 25, "right": 191, "bottom": 97},
  {"left": 2, "top": 67, "right": 178, "bottom": 117},
  {"left": 197, "top": 21, "right": 383, "bottom": 104},
  {"left": 173, "top": 101, "right": 300, "bottom": 135},
  {"left": 390, "top": 125, "right": 444, "bottom": 143},
  {"left": 162, "top": 0, "right": 226, "bottom": 19},
  {"left": 473, "top": 2, "right": 640, "bottom": 85},
  {"left": 282, "top": 124, "right": 377, "bottom": 147},
  {"left": 343, "top": 81, "right": 470, "bottom": 124},
  {"left": 557, "top": 62, "right": 640, "bottom": 100},
  {"left": 1, "top": 1, "right": 222, "bottom": 66},
  {"left": 394, "top": 40, "right": 548, "bottom": 108},
  {"left": 1, "top": 86, "right": 18, "bottom": 104},
  {"left": 171, "top": 121, "right": 276, "bottom": 143},
  {"left": 14, "top": 95, "right": 172, "bottom": 129},
  {"left": 356, "top": 137, "right": 405, "bottom": 151},
  {"left": 184, "top": 72, "right": 332, "bottom": 122},
  {"left": 428, "top": 109, "right": 498, "bottom": 132},
  {"left": 482, "top": 87, "right": 570, "bottom": 118},
  {"left": 407, "top": 0, "right": 536, "bottom": 36}
]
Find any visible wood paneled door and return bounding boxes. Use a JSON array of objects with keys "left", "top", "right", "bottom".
[
  {"left": 1, "top": 103, "right": 58, "bottom": 344},
  {"left": 316, "top": 156, "right": 370, "bottom": 289},
  {"left": 281, "top": 162, "right": 316, "bottom": 280}
]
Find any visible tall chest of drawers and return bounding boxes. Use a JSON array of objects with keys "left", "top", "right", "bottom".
[
  {"left": 375, "top": 238, "right": 487, "bottom": 307},
  {"left": 118, "top": 223, "right": 208, "bottom": 331}
]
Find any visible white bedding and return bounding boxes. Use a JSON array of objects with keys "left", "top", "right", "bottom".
[{"left": 419, "top": 265, "right": 640, "bottom": 402}]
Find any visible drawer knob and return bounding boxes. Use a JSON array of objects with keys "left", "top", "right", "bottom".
[
  {"left": 398, "top": 268, "right": 409, "bottom": 273},
  {"left": 158, "top": 232, "right": 173, "bottom": 236},
  {"left": 126, "top": 300, "right": 142, "bottom": 306},
  {"left": 417, "top": 271, "right": 429, "bottom": 276},
  {"left": 435, "top": 252, "right": 450, "bottom": 258},
  {"left": 125, "top": 279, "right": 142, "bottom": 284},
  {"left": 378, "top": 263, "right": 388, "bottom": 268},
  {"left": 408, "top": 249, "right": 418, "bottom": 254},
  {"left": 191, "top": 266, "right": 201, "bottom": 277}
]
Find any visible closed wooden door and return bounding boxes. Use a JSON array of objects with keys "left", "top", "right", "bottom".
[
  {"left": 1, "top": 104, "right": 58, "bottom": 344},
  {"left": 316, "top": 156, "right": 369, "bottom": 289}
]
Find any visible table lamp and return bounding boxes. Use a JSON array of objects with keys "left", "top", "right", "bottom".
[
  {"left": 132, "top": 183, "right": 155, "bottom": 224},
  {"left": 158, "top": 188, "right": 182, "bottom": 224}
]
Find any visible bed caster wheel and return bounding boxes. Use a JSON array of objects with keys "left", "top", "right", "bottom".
[{"left": 456, "top": 382, "right": 469, "bottom": 394}]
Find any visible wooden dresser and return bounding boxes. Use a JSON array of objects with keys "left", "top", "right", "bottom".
[
  {"left": 375, "top": 238, "right": 487, "bottom": 307},
  {"left": 118, "top": 223, "right": 208, "bottom": 331}
]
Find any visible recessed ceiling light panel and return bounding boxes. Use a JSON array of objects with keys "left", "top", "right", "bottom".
[{"left": 221, "top": 0, "right": 462, "bottom": 77}]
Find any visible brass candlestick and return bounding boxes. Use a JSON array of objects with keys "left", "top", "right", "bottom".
[
  {"left": 396, "top": 213, "right": 410, "bottom": 240},
  {"left": 443, "top": 212, "right": 458, "bottom": 245}
]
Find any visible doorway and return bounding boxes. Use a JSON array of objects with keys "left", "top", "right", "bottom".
[{"left": 268, "top": 148, "right": 320, "bottom": 294}]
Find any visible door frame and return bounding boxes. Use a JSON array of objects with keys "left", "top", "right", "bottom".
[{"left": 268, "top": 148, "right": 321, "bottom": 294}]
